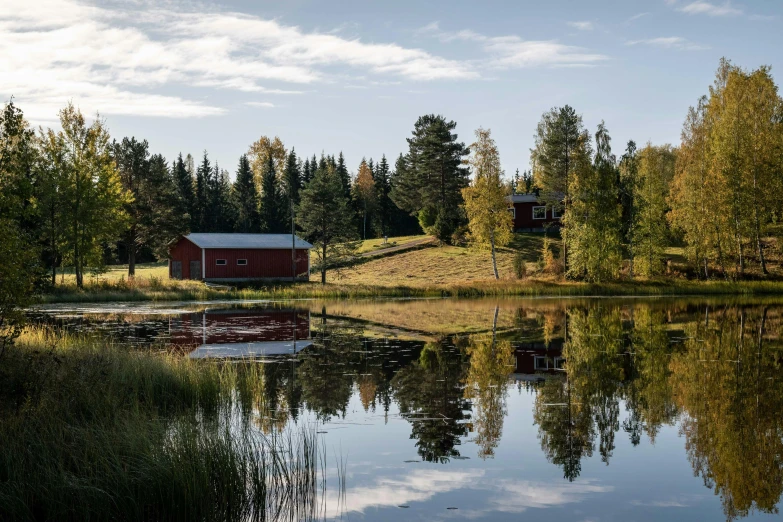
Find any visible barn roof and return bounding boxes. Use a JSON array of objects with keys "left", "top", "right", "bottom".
[{"left": 184, "top": 233, "right": 313, "bottom": 250}]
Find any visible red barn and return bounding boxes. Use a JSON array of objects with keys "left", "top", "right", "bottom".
[
  {"left": 507, "top": 194, "right": 562, "bottom": 231},
  {"left": 168, "top": 233, "right": 313, "bottom": 282}
]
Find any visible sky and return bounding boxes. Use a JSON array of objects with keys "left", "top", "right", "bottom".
[{"left": 2, "top": 0, "right": 781, "bottom": 177}]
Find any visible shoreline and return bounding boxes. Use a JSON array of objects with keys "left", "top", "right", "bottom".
[{"left": 34, "top": 279, "right": 783, "bottom": 304}]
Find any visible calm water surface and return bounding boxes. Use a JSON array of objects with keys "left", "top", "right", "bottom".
[{"left": 32, "top": 298, "right": 783, "bottom": 521}]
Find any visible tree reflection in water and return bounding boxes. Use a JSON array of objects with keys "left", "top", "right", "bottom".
[{"left": 204, "top": 301, "right": 783, "bottom": 520}]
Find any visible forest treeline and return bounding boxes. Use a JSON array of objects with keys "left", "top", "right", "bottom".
[{"left": 1, "top": 58, "right": 782, "bottom": 294}]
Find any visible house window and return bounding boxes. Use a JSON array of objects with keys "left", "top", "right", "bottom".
[
  {"left": 237, "top": 259, "right": 247, "bottom": 266},
  {"left": 215, "top": 259, "right": 227, "bottom": 266},
  {"left": 552, "top": 207, "right": 562, "bottom": 219},
  {"left": 508, "top": 207, "right": 516, "bottom": 219},
  {"left": 532, "top": 206, "right": 547, "bottom": 220},
  {"left": 553, "top": 357, "right": 566, "bottom": 370},
  {"left": 534, "top": 356, "right": 549, "bottom": 370}
]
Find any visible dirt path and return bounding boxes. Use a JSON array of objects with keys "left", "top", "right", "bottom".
[{"left": 357, "top": 236, "right": 435, "bottom": 258}]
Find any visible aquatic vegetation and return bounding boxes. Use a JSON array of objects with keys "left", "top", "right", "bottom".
[{"left": 0, "top": 328, "right": 335, "bottom": 522}]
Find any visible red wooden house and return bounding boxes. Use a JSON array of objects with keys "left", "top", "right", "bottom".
[
  {"left": 507, "top": 194, "right": 562, "bottom": 231},
  {"left": 169, "top": 233, "right": 313, "bottom": 282}
]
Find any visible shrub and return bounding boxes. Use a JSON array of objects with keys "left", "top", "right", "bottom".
[{"left": 513, "top": 252, "right": 527, "bottom": 279}]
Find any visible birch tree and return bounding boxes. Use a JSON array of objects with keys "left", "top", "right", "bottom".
[{"left": 462, "top": 128, "right": 513, "bottom": 279}]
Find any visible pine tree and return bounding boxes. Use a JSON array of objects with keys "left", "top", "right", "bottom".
[
  {"left": 259, "top": 153, "right": 285, "bottom": 232},
  {"left": 531, "top": 105, "right": 586, "bottom": 270},
  {"left": 296, "top": 164, "right": 358, "bottom": 284},
  {"left": 232, "top": 154, "right": 260, "bottom": 232},
  {"left": 213, "top": 166, "right": 235, "bottom": 232},
  {"left": 462, "top": 128, "right": 513, "bottom": 279},
  {"left": 390, "top": 114, "right": 469, "bottom": 242}
]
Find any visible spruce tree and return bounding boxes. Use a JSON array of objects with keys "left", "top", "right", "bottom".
[
  {"left": 283, "top": 148, "right": 302, "bottom": 204},
  {"left": 172, "top": 153, "right": 195, "bottom": 227},
  {"left": 259, "top": 154, "right": 285, "bottom": 232},
  {"left": 232, "top": 154, "right": 260, "bottom": 232},
  {"left": 373, "top": 155, "right": 392, "bottom": 237},
  {"left": 335, "top": 152, "right": 351, "bottom": 200},
  {"left": 302, "top": 158, "right": 312, "bottom": 186},
  {"left": 388, "top": 153, "right": 422, "bottom": 236},
  {"left": 193, "top": 152, "right": 211, "bottom": 232}
]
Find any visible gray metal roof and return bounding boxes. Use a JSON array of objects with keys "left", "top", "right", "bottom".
[
  {"left": 185, "top": 233, "right": 313, "bottom": 249},
  {"left": 508, "top": 194, "right": 541, "bottom": 203}
]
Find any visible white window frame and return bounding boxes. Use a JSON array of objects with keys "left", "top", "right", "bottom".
[
  {"left": 532, "top": 206, "right": 547, "bottom": 220},
  {"left": 215, "top": 259, "right": 227, "bottom": 266},
  {"left": 534, "top": 356, "right": 549, "bottom": 370},
  {"left": 508, "top": 207, "right": 516, "bottom": 219},
  {"left": 552, "top": 207, "right": 562, "bottom": 219},
  {"left": 553, "top": 357, "right": 566, "bottom": 370},
  {"left": 236, "top": 259, "right": 248, "bottom": 266}
]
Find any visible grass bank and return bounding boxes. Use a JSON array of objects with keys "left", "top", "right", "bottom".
[
  {"left": 36, "top": 275, "right": 783, "bottom": 304},
  {"left": 0, "top": 328, "right": 329, "bottom": 521}
]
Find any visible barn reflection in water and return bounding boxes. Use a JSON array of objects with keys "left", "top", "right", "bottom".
[{"left": 168, "top": 308, "right": 312, "bottom": 358}]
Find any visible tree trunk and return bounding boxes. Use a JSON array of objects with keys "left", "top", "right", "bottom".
[
  {"left": 490, "top": 230, "right": 499, "bottom": 280},
  {"left": 321, "top": 241, "right": 327, "bottom": 285},
  {"left": 128, "top": 236, "right": 136, "bottom": 278}
]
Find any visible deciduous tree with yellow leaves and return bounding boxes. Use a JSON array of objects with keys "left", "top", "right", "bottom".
[{"left": 462, "top": 128, "right": 513, "bottom": 280}]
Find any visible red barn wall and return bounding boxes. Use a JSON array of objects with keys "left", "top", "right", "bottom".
[
  {"left": 204, "top": 248, "right": 309, "bottom": 280},
  {"left": 169, "top": 238, "right": 203, "bottom": 279},
  {"left": 513, "top": 202, "right": 561, "bottom": 230}
]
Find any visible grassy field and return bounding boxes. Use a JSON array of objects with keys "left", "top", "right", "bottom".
[
  {"left": 355, "top": 234, "right": 428, "bottom": 254},
  {"left": 329, "top": 233, "right": 550, "bottom": 286},
  {"left": 35, "top": 232, "right": 783, "bottom": 303}
]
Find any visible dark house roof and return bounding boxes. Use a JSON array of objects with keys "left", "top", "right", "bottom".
[{"left": 184, "top": 233, "right": 313, "bottom": 250}]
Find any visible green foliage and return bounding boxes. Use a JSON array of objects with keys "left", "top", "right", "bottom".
[
  {"left": 563, "top": 122, "right": 622, "bottom": 281},
  {"left": 513, "top": 251, "right": 527, "bottom": 279},
  {"left": 670, "top": 60, "right": 783, "bottom": 278},
  {"left": 41, "top": 103, "right": 129, "bottom": 288},
  {"left": 232, "top": 154, "right": 260, "bottom": 232},
  {"left": 296, "top": 164, "right": 359, "bottom": 284},
  {"left": 259, "top": 153, "right": 286, "bottom": 233},
  {"left": 531, "top": 105, "right": 584, "bottom": 214},
  {"left": 390, "top": 114, "right": 469, "bottom": 242},
  {"left": 633, "top": 144, "right": 676, "bottom": 277},
  {"left": 113, "top": 138, "right": 188, "bottom": 274},
  {"left": 462, "top": 128, "right": 513, "bottom": 279}
]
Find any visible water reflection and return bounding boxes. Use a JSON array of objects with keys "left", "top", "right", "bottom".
[{"left": 32, "top": 299, "right": 783, "bottom": 520}]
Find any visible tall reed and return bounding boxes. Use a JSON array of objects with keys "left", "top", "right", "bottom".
[{"left": 0, "top": 327, "right": 337, "bottom": 521}]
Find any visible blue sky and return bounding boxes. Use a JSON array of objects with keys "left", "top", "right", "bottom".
[{"left": 2, "top": 0, "right": 781, "bottom": 177}]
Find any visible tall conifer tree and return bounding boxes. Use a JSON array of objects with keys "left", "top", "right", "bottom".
[{"left": 232, "top": 154, "right": 260, "bottom": 232}]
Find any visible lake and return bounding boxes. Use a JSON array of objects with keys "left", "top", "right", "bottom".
[{"left": 30, "top": 297, "right": 783, "bottom": 521}]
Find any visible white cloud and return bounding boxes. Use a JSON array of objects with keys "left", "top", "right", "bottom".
[
  {"left": 626, "top": 12, "right": 650, "bottom": 23},
  {"left": 320, "top": 469, "right": 613, "bottom": 517},
  {"left": 676, "top": 1, "right": 743, "bottom": 16},
  {"left": 0, "top": 0, "right": 476, "bottom": 122},
  {"left": 626, "top": 36, "right": 710, "bottom": 51},
  {"left": 245, "top": 102, "right": 275, "bottom": 108},
  {"left": 420, "top": 23, "right": 608, "bottom": 69},
  {"left": 567, "top": 21, "right": 594, "bottom": 31}
]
